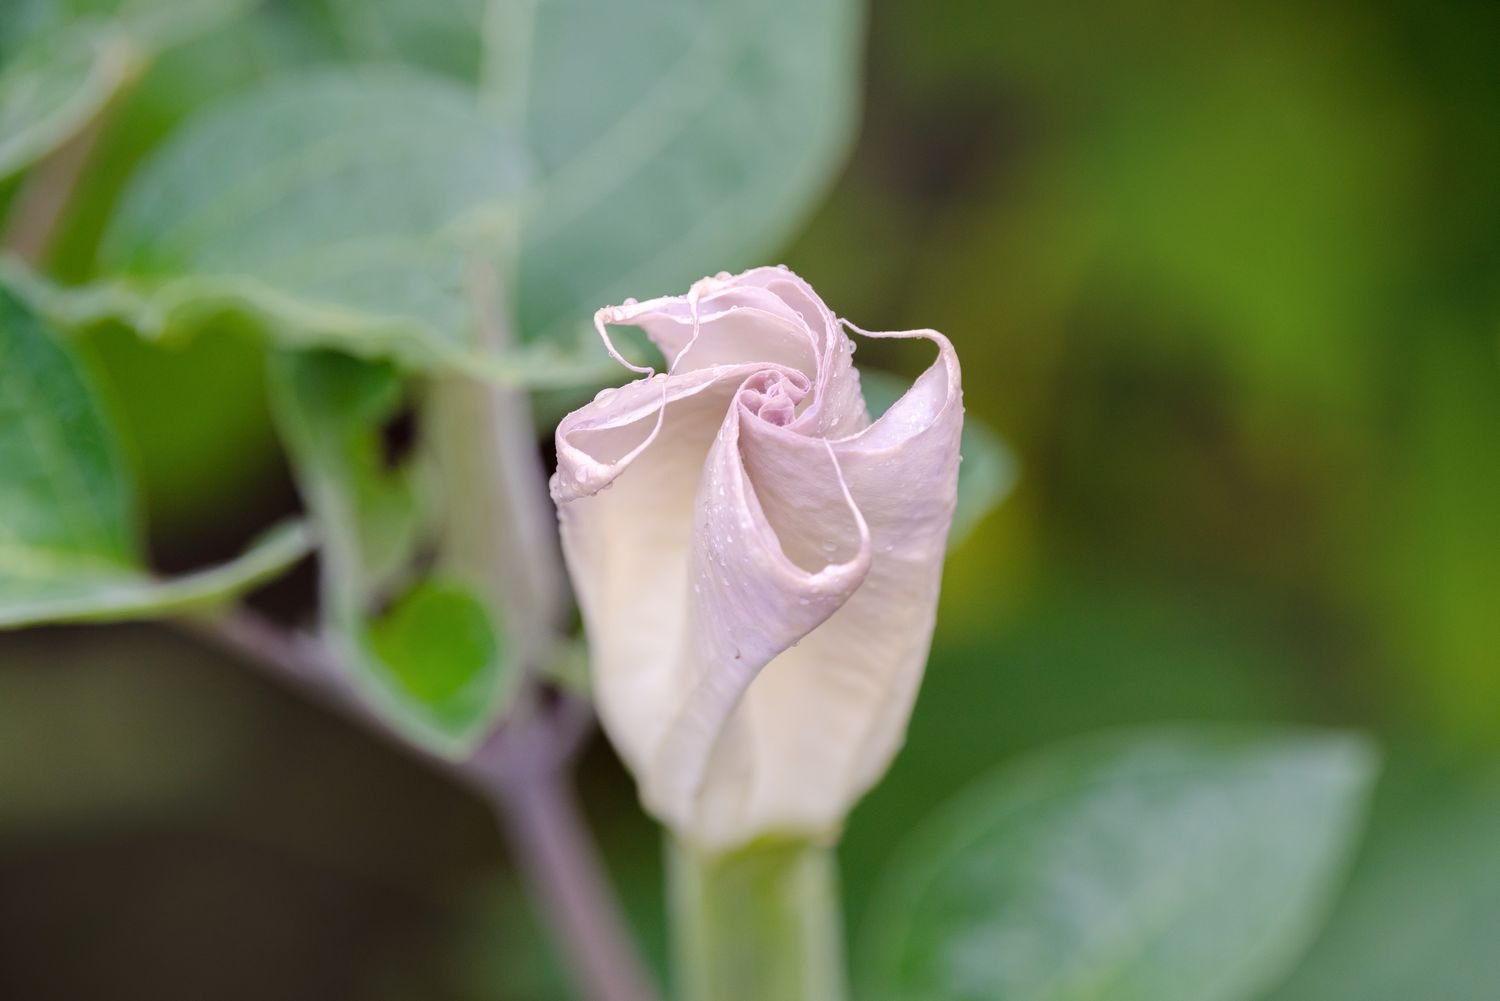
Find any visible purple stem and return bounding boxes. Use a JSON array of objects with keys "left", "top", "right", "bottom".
[{"left": 179, "top": 610, "right": 662, "bottom": 1001}]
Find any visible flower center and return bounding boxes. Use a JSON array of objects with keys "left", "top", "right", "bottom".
[{"left": 737, "top": 369, "right": 811, "bottom": 428}]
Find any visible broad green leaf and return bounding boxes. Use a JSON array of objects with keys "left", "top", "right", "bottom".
[
  {"left": 91, "top": 67, "right": 570, "bottom": 376},
  {"left": 0, "top": 285, "right": 309, "bottom": 625},
  {"left": 0, "top": 0, "right": 246, "bottom": 179},
  {"left": 268, "top": 349, "right": 515, "bottom": 753},
  {"left": 0, "top": 16, "right": 134, "bottom": 182},
  {"left": 860, "top": 726, "right": 1377, "bottom": 1001},
  {"left": 1, "top": 258, "right": 616, "bottom": 388},
  {"left": 0, "top": 281, "right": 136, "bottom": 570},
  {"left": 1263, "top": 757, "right": 1500, "bottom": 1001},
  {"left": 506, "top": 0, "right": 863, "bottom": 343},
  {"left": 362, "top": 579, "right": 511, "bottom": 744},
  {"left": 317, "top": 0, "right": 487, "bottom": 81},
  {"left": 861, "top": 368, "right": 1017, "bottom": 548}
]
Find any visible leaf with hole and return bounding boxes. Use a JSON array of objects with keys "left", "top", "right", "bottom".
[
  {"left": 268, "top": 348, "right": 517, "bottom": 753},
  {"left": 359, "top": 579, "right": 513, "bottom": 747},
  {"left": 266, "top": 349, "right": 423, "bottom": 600}
]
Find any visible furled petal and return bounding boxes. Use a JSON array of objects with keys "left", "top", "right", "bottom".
[{"left": 552, "top": 268, "right": 963, "bottom": 852}]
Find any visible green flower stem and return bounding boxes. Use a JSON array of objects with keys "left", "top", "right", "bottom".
[{"left": 669, "top": 836, "right": 849, "bottom": 1001}]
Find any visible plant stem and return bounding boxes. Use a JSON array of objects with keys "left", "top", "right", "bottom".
[
  {"left": 179, "top": 611, "right": 663, "bottom": 1001},
  {"left": 177, "top": 609, "right": 348, "bottom": 702},
  {"left": 3, "top": 121, "right": 100, "bottom": 263},
  {"left": 489, "top": 706, "right": 661, "bottom": 1001},
  {"left": 438, "top": 258, "right": 664, "bottom": 999},
  {"left": 1, "top": 42, "right": 141, "bottom": 264},
  {"left": 428, "top": 261, "right": 568, "bottom": 671},
  {"left": 669, "top": 837, "right": 849, "bottom": 1001}
]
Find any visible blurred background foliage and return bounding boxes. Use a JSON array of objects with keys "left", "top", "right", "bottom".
[{"left": 2, "top": 0, "right": 1499, "bottom": 998}]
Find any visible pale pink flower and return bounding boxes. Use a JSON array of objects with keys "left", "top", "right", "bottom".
[{"left": 551, "top": 266, "right": 963, "bottom": 851}]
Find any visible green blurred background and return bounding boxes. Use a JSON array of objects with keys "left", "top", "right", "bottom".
[{"left": 3, "top": 0, "right": 1500, "bottom": 997}]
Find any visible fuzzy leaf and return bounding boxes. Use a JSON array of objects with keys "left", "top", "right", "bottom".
[
  {"left": 0, "top": 0, "right": 246, "bottom": 178},
  {"left": 861, "top": 726, "right": 1377, "bottom": 1001},
  {"left": 503, "top": 0, "right": 863, "bottom": 343},
  {"left": 0, "top": 286, "right": 309, "bottom": 625}
]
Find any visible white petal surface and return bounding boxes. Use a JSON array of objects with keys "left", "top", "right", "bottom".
[{"left": 552, "top": 267, "right": 963, "bottom": 852}]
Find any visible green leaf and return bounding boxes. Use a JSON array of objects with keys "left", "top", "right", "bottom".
[
  {"left": 0, "top": 518, "right": 314, "bottom": 628},
  {"left": 505, "top": 0, "right": 863, "bottom": 342},
  {"left": 0, "top": 17, "right": 134, "bottom": 181},
  {"left": 268, "top": 348, "right": 515, "bottom": 754},
  {"left": 266, "top": 349, "right": 422, "bottom": 599},
  {"left": 860, "top": 726, "right": 1378, "bottom": 1001},
  {"left": 0, "top": 280, "right": 136, "bottom": 571},
  {"left": 362, "top": 580, "right": 511, "bottom": 744},
  {"left": 0, "top": 0, "right": 247, "bottom": 179},
  {"left": 1263, "top": 757, "right": 1500, "bottom": 1001},
  {"left": 91, "top": 67, "right": 553, "bottom": 373},
  {"left": 5, "top": 251, "right": 614, "bottom": 392},
  {"left": 0, "top": 284, "right": 309, "bottom": 626},
  {"left": 315, "top": 0, "right": 487, "bottom": 81},
  {"left": 860, "top": 368, "right": 1017, "bottom": 548}
]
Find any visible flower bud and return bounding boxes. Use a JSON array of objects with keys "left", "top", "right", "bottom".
[{"left": 552, "top": 266, "right": 963, "bottom": 852}]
